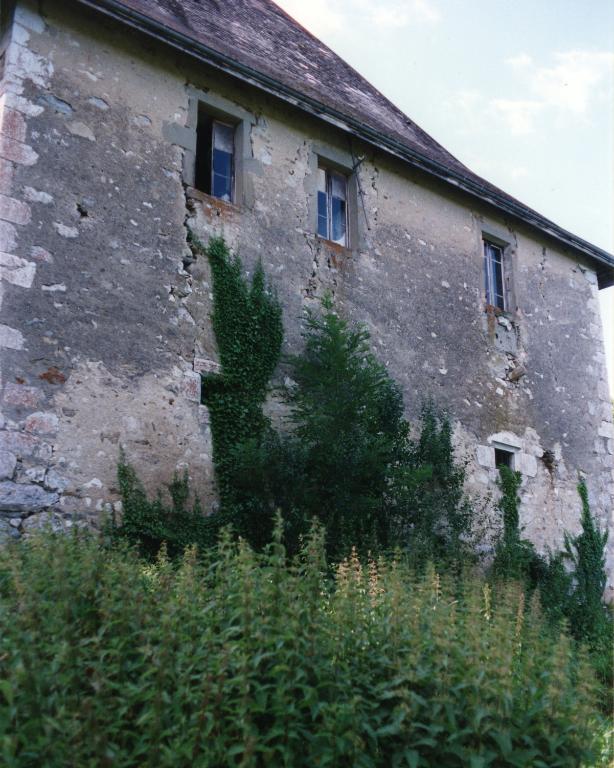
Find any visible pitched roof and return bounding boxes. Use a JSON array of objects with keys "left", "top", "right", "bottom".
[{"left": 76, "top": 0, "right": 613, "bottom": 286}]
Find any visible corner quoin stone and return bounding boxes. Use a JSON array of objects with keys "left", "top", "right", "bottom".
[{"left": 0, "top": 481, "right": 59, "bottom": 513}]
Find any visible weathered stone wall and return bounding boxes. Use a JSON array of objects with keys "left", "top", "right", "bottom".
[{"left": 0, "top": 0, "right": 612, "bottom": 591}]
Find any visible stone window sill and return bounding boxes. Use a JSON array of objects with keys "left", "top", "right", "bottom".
[
  {"left": 186, "top": 186, "right": 242, "bottom": 215},
  {"left": 485, "top": 304, "right": 516, "bottom": 323},
  {"left": 314, "top": 235, "right": 352, "bottom": 256}
]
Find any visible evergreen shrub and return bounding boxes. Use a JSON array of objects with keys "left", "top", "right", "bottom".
[
  {"left": 230, "top": 299, "right": 479, "bottom": 565},
  {"left": 0, "top": 528, "right": 605, "bottom": 768},
  {"left": 490, "top": 471, "right": 613, "bottom": 711},
  {"left": 551, "top": 480, "right": 612, "bottom": 707}
]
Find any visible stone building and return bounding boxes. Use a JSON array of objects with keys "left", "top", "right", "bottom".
[{"left": 0, "top": 0, "right": 612, "bottom": 580}]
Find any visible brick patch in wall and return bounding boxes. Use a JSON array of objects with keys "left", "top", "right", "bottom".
[
  {"left": 0, "top": 430, "right": 49, "bottom": 460},
  {"left": 3, "top": 383, "right": 43, "bottom": 407},
  {"left": 0, "top": 220, "right": 18, "bottom": 252},
  {"left": 0, "top": 108, "right": 27, "bottom": 143},
  {"left": 0, "top": 158, "right": 14, "bottom": 193},
  {"left": 182, "top": 371, "right": 202, "bottom": 402},
  {"left": 24, "top": 411, "right": 59, "bottom": 435},
  {"left": 194, "top": 356, "right": 221, "bottom": 374}
]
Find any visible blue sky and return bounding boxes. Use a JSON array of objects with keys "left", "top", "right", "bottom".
[{"left": 275, "top": 0, "right": 614, "bottom": 396}]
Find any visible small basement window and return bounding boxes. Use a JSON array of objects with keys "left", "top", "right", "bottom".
[
  {"left": 195, "top": 108, "right": 235, "bottom": 202},
  {"left": 317, "top": 166, "right": 348, "bottom": 246},
  {"left": 494, "top": 447, "right": 514, "bottom": 471},
  {"left": 484, "top": 240, "right": 505, "bottom": 310}
]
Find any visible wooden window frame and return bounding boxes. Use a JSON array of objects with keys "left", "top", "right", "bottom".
[
  {"left": 484, "top": 239, "right": 506, "bottom": 310},
  {"left": 195, "top": 111, "right": 236, "bottom": 203},
  {"left": 317, "top": 165, "right": 349, "bottom": 248}
]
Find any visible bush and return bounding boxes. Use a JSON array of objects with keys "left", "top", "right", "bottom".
[
  {"left": 401, "top": 403, "right": 479, "bottom": 568},
  {"left": 231, "top": 300, "right": 478, "bottom": 564},
  {"left": 109, "top": 454, "right": 223, "bottom": 558},
  {"left": 490, "top": 471, "right": 613, "bottom": 712},
  {"left": 231, "top": 297, "right": 416, "bottom": 558},
  {"left": 564, "top": 480, "right": 610, "bottom": 644},
  {"left": 553, "top": 480, "right": 612, "bottom": 709},
  {"left": 0, "top": 528, "right": 605, "bottom": 767}
]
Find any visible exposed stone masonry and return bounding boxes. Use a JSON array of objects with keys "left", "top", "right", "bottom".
[{"left": 0, "top": 5, "right": 64, "bottom": 541}]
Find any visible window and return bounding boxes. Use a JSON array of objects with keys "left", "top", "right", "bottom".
[
  {"left": 494, "top": 447, "right": 514, "bottom": 470},
  {"left": 183, "top": 88, "right": 254, "bottom": 207},
  {"left": 317, "top": 166, "right": 348, "bottom": 246},
  {"left": 484, "top": 240, "right": 505, "bottom": 310},
  {"left": 195, "top": 109, "right": 235, "bottom": 202}
]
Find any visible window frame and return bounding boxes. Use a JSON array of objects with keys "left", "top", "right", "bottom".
[
  {"left": 179, "top": 87, "right": 255, "bottom": 208},
  {"left": 317, "top": 164, "right": 350, "bottom": 247},
  {"left": 483, "top": 238, "right": 506, "bottom": 311},
  {"left": 195, "top": 112, "right": 236, "bottom": 202},
  {"left": 494, "top": 447, "right": 515, "bottom": 471}
]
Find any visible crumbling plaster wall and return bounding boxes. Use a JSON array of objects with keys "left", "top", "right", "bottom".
[
  {"left": 0, "top": 0, "right": 213, "bottom": 535},
  {"left": 0, "top": 0, "right": 611, "bottom": 583}
]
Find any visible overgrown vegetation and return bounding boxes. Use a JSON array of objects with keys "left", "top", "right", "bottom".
[
  {"left": 193, "top": 234, "right": 283, "bottom": 505},
  {"left": 110, "top": 455, "right": 221, "bottom": 558},
  {"left": 565, "top": 480, "right": 610, "bottom": 643},
  {"left": 0, "top": 526, "right": 607, "bottom": 768},
  {"left": 227, "top": 296, "right": 480, "bottom": 563},
  {"left": 490, "top": 469, "right": 613, "bottom": 709},
  {"left": 491, "top": 466, "right": 544, "bottom": 585},
  {"left": 108, "top": 236, "right": 612, "bottom": 720},
  {"left": 551, "top": 482, "right": 612, "bottom": 707},
  {"left": 115, "top": 238, "right": 477, "bottom": 565},
  {"left": 404, "top": 403, "right": 479, "bottom": 568}
]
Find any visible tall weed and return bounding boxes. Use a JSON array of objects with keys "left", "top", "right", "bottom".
[{"left": 0, "top": 528, "right": 604, "bottom": 767}]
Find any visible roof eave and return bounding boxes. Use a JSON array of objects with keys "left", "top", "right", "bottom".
[{"left": 73, "top": 0, "right": 614, "bottom": 288}]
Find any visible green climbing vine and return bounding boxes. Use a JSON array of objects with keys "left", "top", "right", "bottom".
[
  {"left": 491, "top": 465, "right": 543, "bottom": 584},
  {"left": 191, "top": 234, "right": 283, "bottom": 504}
]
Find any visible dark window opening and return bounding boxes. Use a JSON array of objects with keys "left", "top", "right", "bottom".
[
  {"left": 484, "top": 240, "right": 505, "bottom": 310},
  {"left": 195, "top": 108, "right": 235, "bottom": 202},
  {"left": 0, "top": 51, "right": 6, "bottom": 82},
  {"left": 317, "top": 166, "right": 348, "bottom": 246},
  {"left": 494, "top": 447, "right": 514, "bottom": 470}
]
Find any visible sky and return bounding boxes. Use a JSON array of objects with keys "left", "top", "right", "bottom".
[{"left": 274, "top": 0, "right": 614, "bottom": 396}]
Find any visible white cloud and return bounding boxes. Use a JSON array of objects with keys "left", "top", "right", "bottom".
[
  {"left": 492, "top": 50, "right": 614, "bottom": 135},
  {"left": 506, "top": 52, "right": 533, "bottom": 71},
  {"left": 491, "top": 98, "right": 543, "bottom": 136},
  {"left": 371, "top": 0, "right": 441, "bottom": 28},
  {"left": 274, "top": 0, "right": 344, "bottom": 36},
  {"left": 454, "top": 88, "right": 481, "bottom": 116},
  {"left": 509, "top": 166, "right": 529, "bottom": 180},
  {"left": 530, "top": 50, "right": 614, "bottom": 113},
  {"left": 274, "top": 0, "right": 441, "bottom": 37}
]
